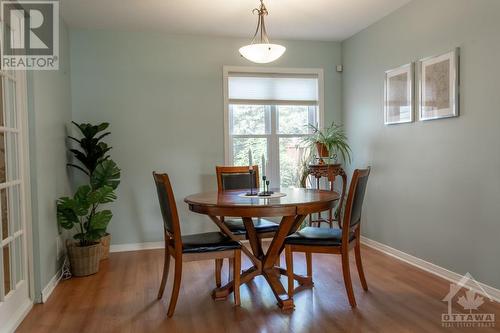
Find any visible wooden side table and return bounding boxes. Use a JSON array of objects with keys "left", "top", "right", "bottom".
[{"left": 307, "top": 163, "right": 347, "bottom": 227}]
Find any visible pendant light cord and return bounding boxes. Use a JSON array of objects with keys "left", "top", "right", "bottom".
[{"left": 250, "top": 0, "right": 270, "bottom": 44}]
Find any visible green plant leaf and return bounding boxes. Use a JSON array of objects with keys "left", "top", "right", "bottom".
[
  {"left": 90, "top": 210, "right": 112, "bottom": 230},
  {"left": 88, "top": 185, "right": 116, "bottom": 204},
  {"left": 74, "top": 184, "right": 92, "bottom": 206},
  {"left": 96, "top": 122, "right": 110, "bottom": 133},
  {"left": 67, "top": 136, "right": 81, "bottom": 145},
  {"left": 56, "top": 197, "right": 79, "bottom": 229},
  {"left": 91, "top": 160, "right": 121, "bottom": 189},
  {"left": 96, "top": 132, "right": 111, "bottom": 141}
]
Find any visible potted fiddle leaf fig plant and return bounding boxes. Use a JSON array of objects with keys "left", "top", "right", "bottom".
[
  {"left": 66, "top": 122, "right": 120, "bottom": 260},
  {"left": 57, "top": 122, "right": 120, "bottom": 276},
  {"left": 301, "top": 122, "right": 352, "bottom": 164}
]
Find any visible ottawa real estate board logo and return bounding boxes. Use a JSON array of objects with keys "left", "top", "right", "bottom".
[
  {"left": 1, "top": 0, "right": 59, "bottom": 70},
  {"left": 441, "top": 272, "right": 496, "bottom": 328}
]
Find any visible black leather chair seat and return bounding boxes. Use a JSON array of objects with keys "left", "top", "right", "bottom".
[
  {"left": 224, "top": 218, "right": 279, "bottom": 235},
  {"left": 181, "top": 232, "right": 241, "bottom": 253},
  {"left": 285, "top": 227, "right": 355, "bottom": 246}
]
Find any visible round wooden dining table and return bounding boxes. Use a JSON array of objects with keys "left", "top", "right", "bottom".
[{"left": 184, "top": 187, "right": 340, "bottom": 311}]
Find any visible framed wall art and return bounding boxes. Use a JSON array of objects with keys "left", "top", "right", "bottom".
[
  {"left": 418, "top": 48, "right": 460, "bottom": 121},
  {"left": 384, "top": 63, "right": 414, "bottom": 125}
]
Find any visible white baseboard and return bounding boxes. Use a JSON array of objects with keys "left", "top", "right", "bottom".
[
  {"left": 41, "top": 269, "right": 62, "bottom": 303},
  {"left": 110, "top": 241, "right": 163, "bottom": 253},
  {"left": 3, "top": 299, "right": 33, "bottom": 333},
  {"left": 361, "top": 236, "right": 500, "bottom": 303}
]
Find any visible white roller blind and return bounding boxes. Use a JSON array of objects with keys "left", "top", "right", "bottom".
[{"left": 228, "top": 74, "right": 319, "bottom": 105}]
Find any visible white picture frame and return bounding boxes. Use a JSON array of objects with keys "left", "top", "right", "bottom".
[
  {"left": 418, "top": 48, "right": 460, "bottom": 121},
  {"left": 384, "top": 63, "right": 414, "bottom": 125}
]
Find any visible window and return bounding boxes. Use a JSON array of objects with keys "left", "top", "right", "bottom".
[{"left": 224, "top": 68, "right": 323, "bottom": 188}]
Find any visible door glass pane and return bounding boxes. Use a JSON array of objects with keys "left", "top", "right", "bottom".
[
  {"left": 6, "top": 133, "right": 18, "bottom": 181},
  {"left": 10, "top": 185, "right": 20, "bottom": 232},
  {"left": 4, "top": 78, "right": 17, "bottom": 129},
  {"left": 0, "top": 132, "right": 5, "bottom": 183},
  {"left": 279, "top": 137, "right": 308, "bottom": 188},
  {"left": 232, "top": 137, "right": 267, "bottom": 172},
  {"left": 277, "top": 105, "right": 314, "bottom": 134},
  {"left": 14, "top": 236, "right": 23, "bottom": 284},
  {"left": 230, "top": 105, "right": 268, "bottom": 135},
  {"left": 1, "top": 188, "right": 8, "bottom": 240},
  {"left": 3, "top": 244, "right": 11, "bottom": 295}
]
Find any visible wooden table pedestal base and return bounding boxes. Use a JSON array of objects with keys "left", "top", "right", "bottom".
[{"left": 208, "top": 215, "right": 312, "bottom": 311}]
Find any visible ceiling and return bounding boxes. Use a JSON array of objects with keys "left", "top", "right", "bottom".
[{"left": 60, "top": 0, "right": 411, "bottom": 41}]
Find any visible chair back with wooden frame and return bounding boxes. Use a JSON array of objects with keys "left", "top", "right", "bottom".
[
  {"left": 153, "top": 172, "right": 182, "bottom": 256},
  {"left": 284, "top": 167, "right": 370, "bottom": 308},
  {"left": 341, "top": 167, "right": 370, "bottom": 246},
  {"left": 153, "top": 172, "right": 241, "bottom": 317},
  {"left": 216, "top": 165, "right": 260, "bottom": 191}
]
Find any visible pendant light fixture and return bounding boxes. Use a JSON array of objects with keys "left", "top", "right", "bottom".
[{"left": 239, "top": 0, "right": 286, "bottom": 64}]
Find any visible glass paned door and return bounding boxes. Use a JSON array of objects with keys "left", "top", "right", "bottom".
[{"left": 0, "top": 48, "right": 30, "bottom": 331}]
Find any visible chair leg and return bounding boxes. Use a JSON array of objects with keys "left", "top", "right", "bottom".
[
  {"left": 354, "top": 238, "right": 368, "bottom": 291},
  {"left": 157, "top": 246, "right": 170, "bottom": 299},
  {"left": 167, "top": 258, "right": 182, "bottom": 317},
  {"left": 228, "top": 258, "right": 234, "bottom": 282},
  {"left": 305, "top": 252, "right": 312, "bottom": 278},
  {"left": 285, "top": 245, "right": 294, "bottom": 297},
  {"left": 215, "top": 258, "right": 223, "bottom": 288},
  {"left": 275, "top": 254, "right": 281, "bottom": 267},
  {"left": 341, "top": 251, "right": 356, "bottom": 308},
  {"left": 233, "top": 249, "right": 241, "bottom": 306}
]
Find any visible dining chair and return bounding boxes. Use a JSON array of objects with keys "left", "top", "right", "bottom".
[
  {"left": 284, "top": 168, "right": 370, "bottom": 307},
  {"left": 215, "top": 165, "right": 279, "bottom": 238},
  {"left": 214, "top": 165, "right": 280, "bottom": 287},
  {"left": 153, "top": 172, "right": 242, "bottom": 317}
]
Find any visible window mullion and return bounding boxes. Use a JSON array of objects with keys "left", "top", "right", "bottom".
[{"left": 269, "top": 105, "right": 279, "bottom": 187}]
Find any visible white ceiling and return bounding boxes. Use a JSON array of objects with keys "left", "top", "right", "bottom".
[{"left": 61, "top": 0, "right": 411, "bottom": 41}]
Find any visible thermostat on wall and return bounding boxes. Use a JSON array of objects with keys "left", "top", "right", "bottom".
[{"left": 336, "top": 65, "right": 343, "bottom": 72}]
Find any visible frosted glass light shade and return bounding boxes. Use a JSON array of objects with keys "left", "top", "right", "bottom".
[{"left": 239, "top": 43, "right": 286, "bottom": 64}]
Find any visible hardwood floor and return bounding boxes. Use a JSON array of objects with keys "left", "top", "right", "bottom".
[{"left": 17, "top": 245, "right": 499, "bottom": 333}]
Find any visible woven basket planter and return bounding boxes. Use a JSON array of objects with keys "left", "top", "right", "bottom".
[
  {"left": 67, "top": 242, "right": 102, "bottom": 276},
  {"left": 100, "top": 233, "right": 111, "bottom": 260}
]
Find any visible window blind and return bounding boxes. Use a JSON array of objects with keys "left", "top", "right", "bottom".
[{"left": 228, "top": 73, "right": 319, "bottom": 105}]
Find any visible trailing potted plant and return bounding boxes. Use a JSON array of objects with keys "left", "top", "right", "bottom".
[{"left": 301, "top": 122, "right": 352, "bottom": 164}]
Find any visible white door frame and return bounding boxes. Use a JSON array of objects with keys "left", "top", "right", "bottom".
[{"left": 0, "top": 68, "right": 35, "bottom": 332}]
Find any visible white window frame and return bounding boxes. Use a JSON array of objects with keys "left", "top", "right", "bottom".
[{"left": 223, "top": 66, "right": 324, "bottom": 186}]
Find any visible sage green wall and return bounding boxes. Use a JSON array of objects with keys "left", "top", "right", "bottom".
[
  {"left": 342, "top": 0, "right": 500, "bottom": 288},
  {"left": 69, "top": 30, "right": 342, "bottom": 244},
  {"left": 28, "top": 20, "right": 72, "bottom": 301}
]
